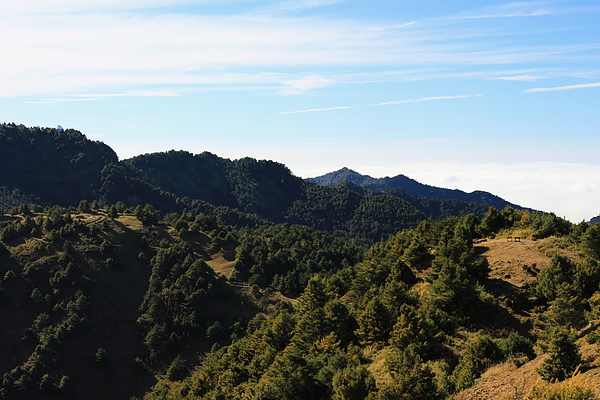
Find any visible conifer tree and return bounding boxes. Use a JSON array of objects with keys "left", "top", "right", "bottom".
[
  {"left": 332, "top": 365, "right": 376, "bottom": 400},
  {"left": 537, "top": 327, "right": 582, "bottom": 382}
]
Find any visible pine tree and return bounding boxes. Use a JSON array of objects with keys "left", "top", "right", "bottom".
[
  {"left": 332, "top": 365, "right": 376, "bottom": 400},
  {"left": 537, "top": 328, "right": 582, "bottom": 382},
  {"left": 355, "top": 298, "right": 393, "bottom": 346}
]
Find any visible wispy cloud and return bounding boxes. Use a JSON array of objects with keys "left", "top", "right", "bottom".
[
  {"left": 0, "top": 1, "right": 596, "bottom": 99},
  {"left": 279, "top": 106, "right": 352, "bottom": 115},
  {"left": 491, "top": 75, "right": 543, "bottom": 81},
  {"left": 280, "top": 94, "right": 480, "bottom": 114},
  {"left": 382, "top": 138, "right": 466, "bottom": 144},
  {"left": 0, "top": 0, "right": 202, "bottom": 14},
  {"left": 369, "top": 94, "right": 481, "bottom": 106},
  {"left": 280, "top": 75, "right": 332, "bottom": 95},
  {"left": 395, "top": 21, "right": 419, "bottom": 28},
  {"left": 265, "top": 0, "right": 345, "bottom": 15},
  {"left": 48, "top": 90, "right": 182, "bottom": 102},
  {"left": 295, "top": 136, "right": 352, "bottom": 141},
  {"left": 447, "top": 2, "right": 553, "bottom": 20},
  {"left": 524, "top": 82, "right": 600, "bottom": 92}
]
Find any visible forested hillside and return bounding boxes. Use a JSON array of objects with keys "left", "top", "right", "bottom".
[
  {"left": 141, "top": 207, "right": 600, "bottom": 400},
  {"left": 0, "top": 124, "right": 531, "bottom": 246},
  {"left": 0, "top": 124, "right": 117, "bottom": 206},
  {"left": 311, "top": 167, "right": 522, "bottom": 212},
  {"left": 1, "top": 200, "right": 600, "bottom": 399},
  {"left": 3, "top": 123, "right": 600, "bottom": 399},
  {"left": 0, "top": 202, "right": 367, "bottom": 399}
]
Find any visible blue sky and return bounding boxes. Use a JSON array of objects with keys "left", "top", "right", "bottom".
[{"left": 0, "top": 0, "right": 598, "bottom": 221}]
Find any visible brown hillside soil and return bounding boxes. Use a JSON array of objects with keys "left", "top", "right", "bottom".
[
  {"left": 474, "top": 238, "right": 551, "bottom": 329},
  {"left": 474, "top": 239, "right": 550, "bottom": 289}
]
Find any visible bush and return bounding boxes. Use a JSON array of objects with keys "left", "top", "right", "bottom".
[{"left": 498, "top": 331, "right": 535, "bottom": 359}]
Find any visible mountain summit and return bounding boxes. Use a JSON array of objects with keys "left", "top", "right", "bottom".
[{"left": 310, "top": 167, "right": 521, "bottom": 211}]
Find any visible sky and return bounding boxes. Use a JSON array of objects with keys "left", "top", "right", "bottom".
[{"left": 0, "top": 0, "right": 598, "bottom": 222}]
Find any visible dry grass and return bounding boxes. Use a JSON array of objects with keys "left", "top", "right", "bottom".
[
  {"left": 524, "top": 370, "right": 600, "bottom": 400},
  {"left": 116, "top": 215, "right": 144, "bottom": 231},
  {"left": 453, "top": 326, "right": 600, "bottom": 400},
  {"left": 452, "top": 236, "right": 600, "bottom": 399},
  {"left": 454, "top": 356, "right": 546, "bottom": 400},
  {"left": 474, "top": 238, "right": 551, "bottom": 288},
  {"left": 482, "top": 361, "right": 520, "bottom": 379},
  {"left": 365, "top": 347, "right": 394, "bottom": 385},
  {"left": 206, "top": 253, "right": 236, "bottom": 278},
  {"left": 532, "top": 236, "right": 587, "bottom": 264}
]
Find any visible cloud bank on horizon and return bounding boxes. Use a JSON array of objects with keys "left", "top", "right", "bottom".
[{"left": 0, "top": 0, "right": 598, "bottom": 221}]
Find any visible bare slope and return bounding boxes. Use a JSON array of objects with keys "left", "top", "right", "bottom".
[{"left": 475, "top": 238, "right": 550, "bottom": 288}]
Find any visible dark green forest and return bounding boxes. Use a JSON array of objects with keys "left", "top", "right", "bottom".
[
  {"left": 1, "top": 202, "right": 600, "bottom": 399},
  {"left": 310, "top": 167, "right": 523, "bottom": 212},
  {"left": 0, "top": 124, "right": 528, "bottom": 247},
  {"left": 2, "top": 124, "right": 600, "bottom": 399}
]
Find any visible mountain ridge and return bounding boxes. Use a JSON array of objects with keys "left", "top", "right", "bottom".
[
  {"left": 310, "top": 167, "right": 522, "bottom": 212},
  {"left": 2, "top": 124, "right": 600, "bottom": 399},
  {"left": 0, "top": 123, "right": 532, "bottom": 245}
]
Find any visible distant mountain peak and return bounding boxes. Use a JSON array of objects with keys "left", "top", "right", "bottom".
[
  {"left": 310, "top": 167, "right": 523, "bottom": 212},
  {"left": 311, "top": 167, "right": 372, "bottom": 186}
]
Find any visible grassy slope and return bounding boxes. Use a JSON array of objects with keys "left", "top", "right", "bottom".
[{"left": 456, "top": 235, "right": 600, "bottom": 399}]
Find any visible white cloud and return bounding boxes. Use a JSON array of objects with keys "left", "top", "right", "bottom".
[
  {"left": 491, "top": 75, "right": 543, "bottom": 81},
  {"left": 49, "top": 90, "right": 182, "bottom": 102},
  {"left": 0, "top": 0, "right": 207, "bottom": 14},
  {"left": 369, "top": 94, "right": 481, "bottom": 106},
  {"left": 369, "top": 161, "right": 600, "bottom": 222},
  {"left": 447, "top": 2, "right": 553, "bottom": 20},
  {"left": 395, "top": 22, "right": 419, "bottom": 28},
  {"left": 279, "top": 106, "right": 352, "bottom": 114},
  {"left": 0, "top": 3, "right": 595, "bottom": 98},
  {"left": 280, "top": 94, "right": 481, "bottom": 114},
  {"left": 264, "top": 0, "right": 345, "bottom": 15},
  {"left": 280, "top": 75, "right": 332, "bottom": 95},
  {"left": 524, "top": 82, "right": 600, "bottom": 92}
]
